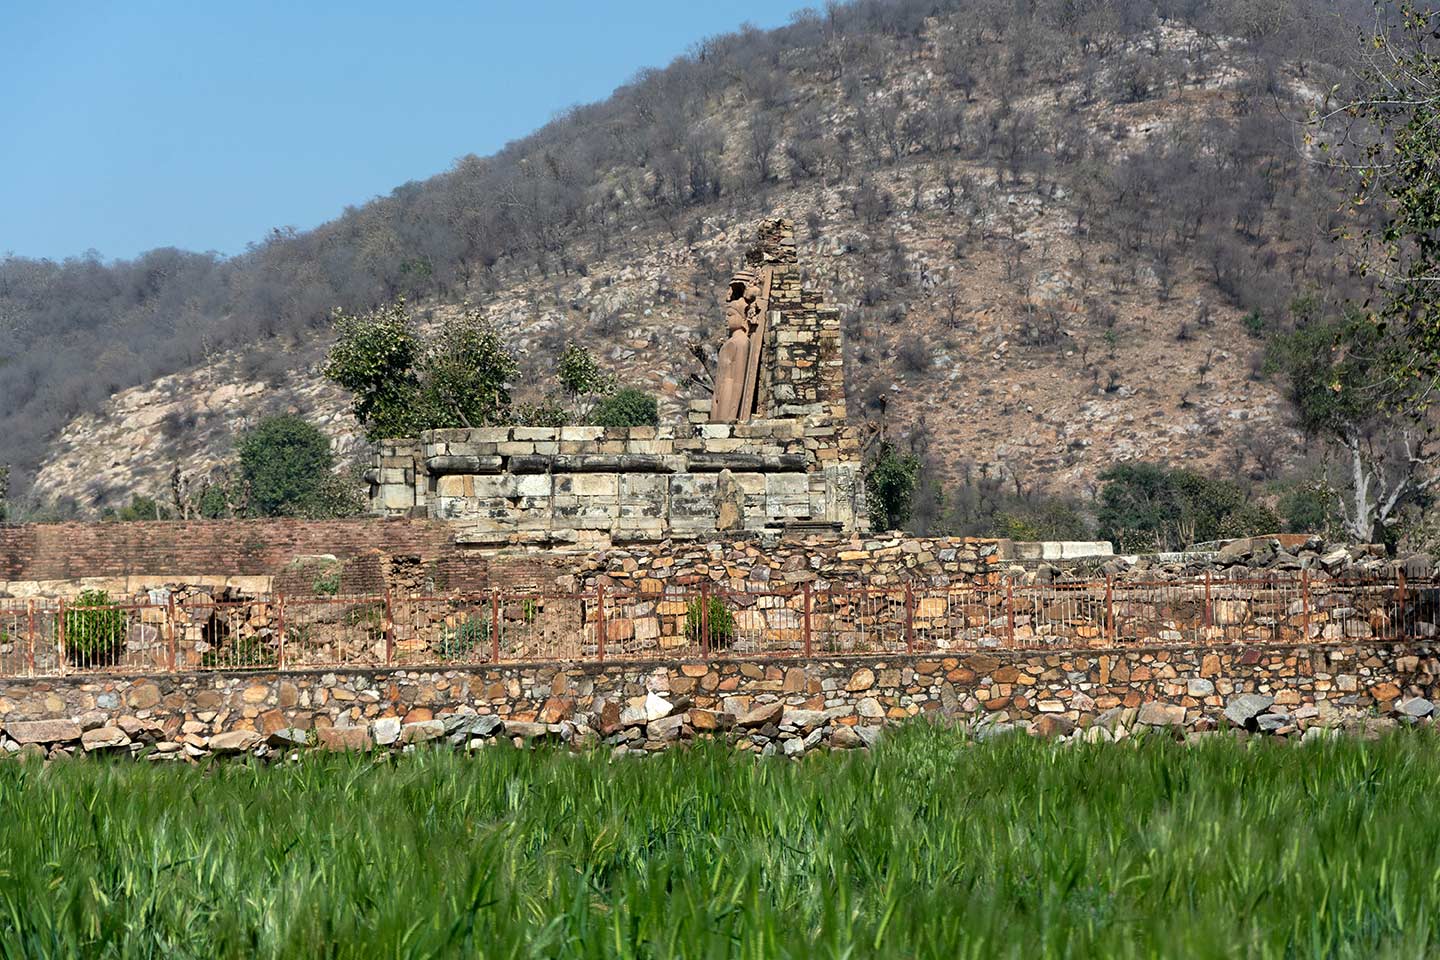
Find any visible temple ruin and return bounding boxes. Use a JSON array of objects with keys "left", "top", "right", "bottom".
[{"left": 366, "top": 218, "right": 868, "bottom": 546}]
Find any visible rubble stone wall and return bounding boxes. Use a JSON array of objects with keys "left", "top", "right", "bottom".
[{"left": 0, "top": 640, "right": 1434, "bottom": 759}]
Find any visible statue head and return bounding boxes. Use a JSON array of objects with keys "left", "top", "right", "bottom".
[{"left": 728, "top": 270, "right": 758, "bottom": 301}]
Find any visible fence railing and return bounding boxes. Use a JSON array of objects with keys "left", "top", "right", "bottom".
[{"left": 0, "top": 572, "right": 1435, "bottom": 678}]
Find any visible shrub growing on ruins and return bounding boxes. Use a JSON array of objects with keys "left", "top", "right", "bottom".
[
  {"left": 557, "top": 340, "right": 617, "bottom": 420},
  {"left": 512, "top": 399, "right": 570, "bottom": 428},
  {"left": 866, "top": 442, "right": 921, "bottom": 533},
  {"left": 418, "top": 312, "right": 518, "bottom": 429},
  {"left": 237, "top": 414, "right": 337, "bottom": 518},
  {"left": 591, "top": 388, "right": 659, "bottom": 428},
  {"left": 324, "top": 301, "right": 517, "bottom": 438},
  {"left": 323, "top": 300, "right": 424, "bottom": 441},
  {"left": 685, "top": 597, "right": 734, "bottom": 649},
  {"left": 62, "top": 589, "right": 127, "bottom": 666},
  {"left": 437, "top": 618, "right": 490, "bottom": 661}
]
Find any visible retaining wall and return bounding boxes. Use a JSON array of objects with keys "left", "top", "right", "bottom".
[{"left": 1, "top": 640, "right": 1434, "bottom": 759}]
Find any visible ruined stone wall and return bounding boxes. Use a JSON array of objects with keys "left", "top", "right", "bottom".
[
  {"left": 748, "top": 218, "right": 847, "bottom": 423},
  {"left": 372, "top": 420, "right": 865, "bottom": 548},
  {"left": 366, "top": 217, "right": 864, "bottom": 545},
  {"left": 0, "top": 640, "right": 1434, "bottom": 759}
]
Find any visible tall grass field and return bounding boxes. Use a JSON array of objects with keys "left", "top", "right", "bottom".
[{"left": 1, "top": 727, "right": 1438, "bottom": 958}]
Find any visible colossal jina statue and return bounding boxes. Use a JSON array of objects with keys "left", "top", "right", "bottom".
[{"left": 710, "top": 267, "right": 772, "bottom": 422}]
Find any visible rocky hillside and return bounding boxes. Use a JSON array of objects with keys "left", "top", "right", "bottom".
[{"left": 13, "top": 0, "right": 1366, "bottom": 515}]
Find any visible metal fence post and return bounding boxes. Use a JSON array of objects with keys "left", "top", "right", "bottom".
[
  {"left": 276, "top": 593, "right": 287, "bottom": 670},
  {"left": 1397, "top": 569, "right": 1408, "bottom": 641},
  {"left": 859, "top": 584, "right": 869, "bottom": 651},
  {"left": 904, "top": 583, "right": 916, "bottom": 654},
  {"left": 26, "top": 600, "right": 35, "bottom": 678},
  {"left": 1204, "top": 570, "right": 1213, "bottom": 633},
  {"left": 1300, "top": 569, "right": 1311, "bottom": 643},
  {"left": 491, "top": 590, "right": 501, "bottom": 663},
  {"left": 595, "top": 583, "right": 606, "bottom": 663},
  {"left": 56, "top": 598, "right": 66, "bottom": 677},
  {"left": 803, "top": 582, "right": 813, "bottom": 657},
  {"left": 167, "top": 593, "right": 178, "bottom": 673},
  {"left": 1105, "top": 575, "right": 1116, "bottom": 644},
  {"left": 383, "top": 589, "right": 396, "bottom": 666},
  {"left": 700, "top": 582, "right": 711, "bottom": 658},
  {"left": 1004, "top": 578, "right": 1016, "bottom": 648}
]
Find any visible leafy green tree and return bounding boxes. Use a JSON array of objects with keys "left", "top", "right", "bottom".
[
  {"left": 1312, "top": 2, "right": 1440, "bottom": 406},
  {"left": 418, "top": 311, "right": 518, "bottom": 428},
  {"left": 512, "top": 398, "right": 570, "bottom": 428},
  {"left": 866, "top": 442, "right": 920, "bottom": 532},
  {"left": 1276, "top": 480, "right": 1337, "bottom": 535},
  {"left": 0, "top": 464, "right": 8, "bottom": 522},
  {"left": 325, "top": 300, "right": 518, "bottom": 435},
  {"left": 323, "top": 300, "right": 423, "bottom": 441},
  {"left": 557, "top": 340, "right": 617, "bottom": 420},
  {"left": 591, "top": 388, "right": 659, "bottom": 428},
  {"left": 237, "top": 414, "right": 336, "bottom": 517},
  {"left": 1267, "top": 310, "right": 1438, "bottom": 541}
]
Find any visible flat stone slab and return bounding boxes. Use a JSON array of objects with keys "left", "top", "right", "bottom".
[
  {"left": 209, "top": 730, "right": 262, "bottom": 754},
  {"left": 5, "top": 720, "right": 82, "bottom": 744},
  {"left": 1224, "top": 693, "right": 1275, "bottom": 727}
]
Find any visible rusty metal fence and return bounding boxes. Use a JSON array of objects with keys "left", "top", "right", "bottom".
[{"left": 0, "top": 572, "right": 1435, "bottom": 678}]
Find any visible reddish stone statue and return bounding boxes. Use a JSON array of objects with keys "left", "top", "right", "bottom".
[{"left": 711, "top": 269, "right": 769, "bottom": 422}]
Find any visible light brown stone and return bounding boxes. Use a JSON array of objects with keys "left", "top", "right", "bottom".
[
  {"left": 317, "top": 726, "right": 372, "bottom": 751},
  {"left": 846, "top": 668, "right": 875, "bottom": 692},
  {"left": 124, "top": 684, "right": 161, "bottom": 710}
]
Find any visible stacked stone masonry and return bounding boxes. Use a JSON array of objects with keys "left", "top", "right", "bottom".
[
  {"left": 0, "top": 642, "right": 1435, "bottom": 761},
  {"left": 370, "top": 421, "right": 866, "bottom": 547}
]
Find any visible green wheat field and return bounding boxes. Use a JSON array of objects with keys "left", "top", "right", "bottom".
[{"left": 1, "top": 727, "right": 1437, "bottom": 958}]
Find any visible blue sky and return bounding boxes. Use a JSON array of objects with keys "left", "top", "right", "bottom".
[{"left": 0, "top": 2, "right": 814, "bottom": 262}]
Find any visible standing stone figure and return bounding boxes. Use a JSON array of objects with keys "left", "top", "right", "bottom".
[{"left": 711, "top": 271, "right": 762, "bottom": 422}]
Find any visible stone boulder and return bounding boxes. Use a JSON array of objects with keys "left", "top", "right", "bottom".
[
  {"left": 318, "top": 726, "right": 372, "bottom": 751},
  {"left": 1398, "top": 697, "right": 1434, "bottom": 719},
  {"left": 209, "top": 730, "right": 262, "bottom": 754},
  {"left": 372, "top": 717, "right": 402, "bottom": 746},
  {"left": 1224, "top": 693, "right": 1275, "bottom": 728},
  {"left": 736, "top": 701, "right": 783, "bottom": 728},
  {"left": 80, "top": 727, "right": 131, "bottom": 752},
  {"left": 1136, "top": 702, "right": 1186, "bottom": 726},
  {"left": 400, "top": 720, "right": 446, "bottom": 744},
  {"left": 5, "top": 720, "right": 82, "bottom": 745}
]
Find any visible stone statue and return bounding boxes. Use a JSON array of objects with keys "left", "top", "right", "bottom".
[{"left": 711, "top": 270, "right": 767, "bottom": 422}]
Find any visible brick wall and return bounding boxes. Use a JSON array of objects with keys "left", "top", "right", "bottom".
[{"left": 0, "top": 518, "right": 459, "bottom": 582}]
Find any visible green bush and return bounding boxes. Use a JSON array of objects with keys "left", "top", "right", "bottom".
[
  {"left": 436, "top": 617, "right": 491, "bottom": 661},
  {"left": 591, "top": 388, "right": 659, "bottom": 428},
  {"left": 201, "top": 635, "right": 276, "bottom": 669},
  {"left": 685, "top": 597, "right": 735, "bottom": 649},
  {"left": 1216, "top": 501, "right": 1284, "bottom": 540},
  {"left": 1096, "top": 463, "right": 1277, "bottom": 552},
  {"left": 63, "top": 589, "right": 127, "bottom": 665},
  {"left": 1241, "top": 310, "right": 1269, "bottom": 339},
  {"left": 512, "top": 398, "right": 570, "bottom": 427},
  {"left": 1277, "top": 482, "right": 1335, "bottom": 535},
  {"left": 237, "top": 414, "right": 336, "bottom": 518},
  {"left": 865, "top": 442, "right": 921, "bottom": 532}
]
